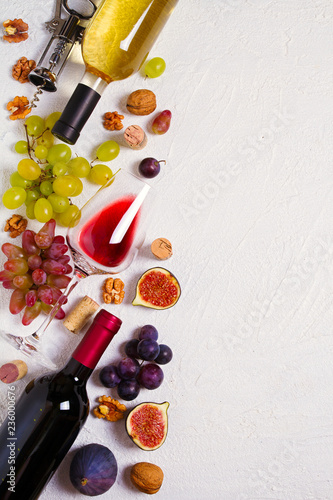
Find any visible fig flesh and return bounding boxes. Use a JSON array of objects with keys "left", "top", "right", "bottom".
[
  {"left": 126, "top": 402, "right": 169, "bottom": 451},
  {"left": 132, "top": 267, "right": 180, "bottom": 310}
]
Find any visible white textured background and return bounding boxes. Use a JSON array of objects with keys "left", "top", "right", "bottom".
[{"left": 0, "top": 1, "right": 333, "bottom": 499}]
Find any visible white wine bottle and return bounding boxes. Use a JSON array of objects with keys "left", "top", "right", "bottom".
[{"left": 52, "top": 0, "right": 178, "bottom": 144}]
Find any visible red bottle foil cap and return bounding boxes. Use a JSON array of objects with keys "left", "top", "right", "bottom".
[{"left": 72, "top": 309, "right": 122, "bottom": 369}]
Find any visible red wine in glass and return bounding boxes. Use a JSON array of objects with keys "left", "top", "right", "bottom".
[{"left": 78, "top": 195, "right": 140, "bottom": 268}]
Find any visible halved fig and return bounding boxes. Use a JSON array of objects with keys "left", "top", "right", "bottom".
[
  {"left": 132, "top": 267, "right": 181, "bottom": 310},
  {"left": 126, "top": 402, "right": 169, "bottom": 451}
]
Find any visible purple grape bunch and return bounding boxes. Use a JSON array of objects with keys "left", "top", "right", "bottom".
[{"left": 99, "top": 324, "right": 173, "bottom": 401}]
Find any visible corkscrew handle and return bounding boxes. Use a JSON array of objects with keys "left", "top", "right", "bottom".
[{"left": 29, "top": 0, "right": 97, "bottom": 96}]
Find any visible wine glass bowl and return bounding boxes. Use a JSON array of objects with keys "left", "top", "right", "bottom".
[
  {"left": 0, "top": 169, "right": 150, "bottom": 368},
  {"left": 67, "top": 169, "right": 149, "bottom": 275}
]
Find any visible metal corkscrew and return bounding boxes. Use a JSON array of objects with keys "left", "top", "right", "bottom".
[{"left": 29, "top": 0, "right": 97, "bottom": 108}]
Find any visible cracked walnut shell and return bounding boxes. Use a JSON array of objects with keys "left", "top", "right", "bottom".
[
  {"left": 12, "top": 57, "right": 36, "bottom": 83},
  {"left": 3, "top": 19, "right": 29, "bottom": 43},
  {"left": 103, "top": 278, "right": 125, "bottom": 304},
  {"left": 93, "top": 396, "right": 126, "bottom": 421}
]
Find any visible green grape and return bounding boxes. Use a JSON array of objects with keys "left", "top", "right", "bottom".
[
  {"left": 58, "top": 205, "right": 81, "bottom": 227},
  {"left": 72, "top": 177, "right": 83, "bottom": 196},
  {"left": 25, "top": 189, "right": 40, "bottom": 205},
  {"left": 67, "top": 157, "right": 90, "bottom": 178},
  {"left": 37, "top": 130, "right": 54, "bottom": 149},
  {"left": 17, "top": 158, "right": 41, "bottom": 180},
  {"left": 40, "top": 180, "right": 53, "bottom": 196},
  {"left": 89, "top": 164, "right": 113, "bottom": 185},
  {"left": 34, "top": 145, "right": 48, "bottom": 160},
  {"left": 45, "top": 111, "right": 61, "bottom": 130},
  {"left": 10, "top": 171, "right": 32, "bottom": 189},
  {"left": 47, "top": 144, "right": 72, "bottom": 165},
  {"left": 2, "top": 187, "right": 27, "bottom": 209},
  {"left": 96, "top": 141, "right": 120, "bottom": 162},
  {"left": 144, "top": 57, "right": 166, "bottom": 78},
  {"left": 47, "top": 193, "right": 70, "bottom": 213},
  {"left": 26, "top": 201, "right": 36, "bottom": 219},
  {"left": 15, "top": 140, "right": 28, "bottom": 154},
  {"left": 34, "top": 198, "right": 53, "bottom": 223},
  {"left": 52, "top": 162, "right": 68, "bottom": 177},
  {"left": 25, "top": 115, "right": 45, "bottom": 137},
  {"left": 53, "top": 175, "right": 78, "bottom": 197}
]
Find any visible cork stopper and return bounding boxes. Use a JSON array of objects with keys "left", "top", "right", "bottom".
[
  {"left": 124, "top": 125, "right": 147, "bottom": 150},
  {"left": 0, "top": 359, "right": 28, "bottom": 383},
  {"left": 63, "top": 295, "right": 99, "bottom": 334},
  {"left": 151, "top": 238, "right": 173, "bottom": 260}
]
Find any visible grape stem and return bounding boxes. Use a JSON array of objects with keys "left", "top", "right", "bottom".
[{"left": 24, "top": 124, "right": 34, "bottom": 161}]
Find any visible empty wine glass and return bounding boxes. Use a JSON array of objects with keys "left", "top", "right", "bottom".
[{"left": 1, "top": 169, "right": 151, "bottom": 368}]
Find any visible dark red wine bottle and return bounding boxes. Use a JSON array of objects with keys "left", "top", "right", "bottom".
[{"left": 0, "top": 309, "right": 121, "bottom": 500}]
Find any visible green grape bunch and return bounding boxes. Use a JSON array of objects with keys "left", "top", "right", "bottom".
[{"left": 2, "top": 113, "right": 120, "bottom": 226}]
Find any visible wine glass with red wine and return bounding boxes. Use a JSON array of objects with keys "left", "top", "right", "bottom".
[{"left": 2, "top": 169, "right": 151, "bottom": 368}]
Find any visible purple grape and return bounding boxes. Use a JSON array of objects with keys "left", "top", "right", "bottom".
[
  {"left": 139, "top": 324, "right": 158, "bottom": 341},
  {"left": 137, "top": 364, "right": 164, "bottom": 390},
  {"left": 154, "top": 344, "right": 173, "bottom": 365},
  {"left": 117, "top": 379, "right": 140, "bottom": 401},
  {"left": 124, "top": 339, "right": 140, "bottom": 359},
  {"left": 117, "top": 357, "right": 140, "bottom": 380},
  {"left": 99, "top": 364, "right": 121, "bottom": 388},
  {"left": 137, "top": 339, "right": 160, "bottom": 361},
  {"left": 138, "top": 158, "right": 165, "bottom": 178}
]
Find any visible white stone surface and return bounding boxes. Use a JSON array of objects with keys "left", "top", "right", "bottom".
[{"left": 0, "top": 0, "right": 333, "bottom": 498}]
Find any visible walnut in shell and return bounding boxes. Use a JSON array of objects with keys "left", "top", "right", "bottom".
[
  {"left": 126, "top": 89, "right": 156, "bottom": 116},
  {"left": 130, "top": 462, "right": 164, "bottom": 494}
]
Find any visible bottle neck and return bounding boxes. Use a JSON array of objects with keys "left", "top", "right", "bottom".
[
  {"left": 61, "top": 357, "right": 93, "bottom": 384},
  {"left": 80, "top": 71, "right": 108, "bottom": 95},
  {"left": 71, "top": 309, "right": 122, "bottom": 370}
]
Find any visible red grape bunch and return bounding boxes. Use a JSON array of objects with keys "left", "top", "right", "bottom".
[{"left": 0, "top": 219, "right": 72, "bottom": 325}]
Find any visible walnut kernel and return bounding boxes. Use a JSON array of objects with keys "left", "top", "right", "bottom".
[
  {"left": 12, "top": 57, "right": 36, "bottom": 83},
  {"left": 7, "top": 96, "right": 31, "bottom": 120},
  {"left": 4, "top": 214, "right": 27, "bottom": 238},
  {"left": 3, "top": 19, "right": 29, "bottom": 43},
  {"left": 93, "top": 396, "right": 126, "bottom": 421},
  {"left": 103, "top": 111, "right": 124, "bottom": 130},
  {"left": 103, "top": 278, "right": 125, "bottom": 304}
]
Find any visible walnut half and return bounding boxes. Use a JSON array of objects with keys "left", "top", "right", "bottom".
[
  {"left": 102, "top": 277, "right": 125, "bottom": 304},
  {"left": 12, "top": 57, "right": 36, "bottom": 84},
  {"left": 93, "top": 396, "right": 126, "bottom": 421},
  {"left": 3, "top": 19, "right": 29, "bottom": 43}
]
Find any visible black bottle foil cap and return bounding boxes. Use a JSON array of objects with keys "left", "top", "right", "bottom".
[{"left": 52, "top": 83, "right": 101, "bottom": 145}]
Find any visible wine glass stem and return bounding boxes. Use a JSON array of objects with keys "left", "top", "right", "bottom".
[{"left": 32, "top": 273, "right": 83, "bottom": 341}]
